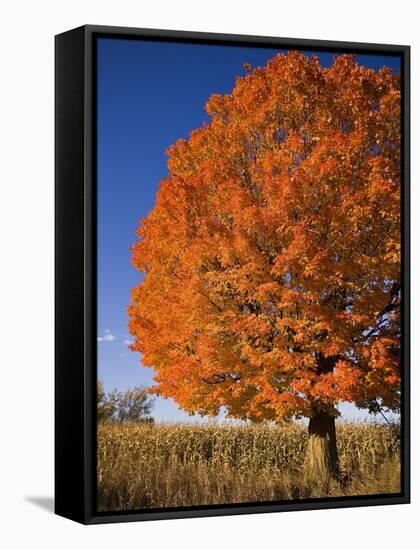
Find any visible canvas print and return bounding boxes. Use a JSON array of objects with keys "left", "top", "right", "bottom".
[{"left": 96, "top": 38, "right": 402, "bottom": 512}]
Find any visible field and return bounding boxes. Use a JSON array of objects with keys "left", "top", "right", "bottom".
[{"left": 97, "top": 421, "right": 400, "bottom": 512}]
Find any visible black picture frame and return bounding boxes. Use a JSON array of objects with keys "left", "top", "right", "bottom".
[{"left": 55, "top": 24, "right": 410, "bottom": 525}]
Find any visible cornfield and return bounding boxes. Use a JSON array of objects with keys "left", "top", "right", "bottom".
[{"left": 97, "top": 422, "right": 400, "bottom": 511}]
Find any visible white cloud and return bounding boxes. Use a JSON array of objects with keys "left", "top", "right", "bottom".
[
  {"left": 97, "top": 329, "right": 116, "bottom": 342},
  {"left": 124, "top": 339, "right": 134, "bottom": 346}
]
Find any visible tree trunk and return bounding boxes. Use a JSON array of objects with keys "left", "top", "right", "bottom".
[{"left": 304, "top": 411, "right": 339, "bottom": 488}]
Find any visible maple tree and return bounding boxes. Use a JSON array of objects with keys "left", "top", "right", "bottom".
[{"left": 128, "top": 52, "right": 401, "bottom": 482}]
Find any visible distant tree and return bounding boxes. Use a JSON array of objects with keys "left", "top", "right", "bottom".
[
  {"left": 112, "top": 387, "right": 154, "bottom": 423},
  {"left": 97, "top": 381, "right": 154, "bottom": 424},
  {"left": 128, "top": 52, "right": 400, "bottom": 485},
  {"left": 97, "top": 381, "right": 115, "bottom": 422}
]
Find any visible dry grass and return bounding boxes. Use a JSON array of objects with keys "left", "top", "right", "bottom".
[{"left": 97, "top": 421, "right": 400, "bottom": 511}]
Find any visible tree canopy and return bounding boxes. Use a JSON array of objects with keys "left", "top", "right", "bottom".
[
  {"left": 128, "top": 52, "right": 401, "bottom": 423},
  {"left": 97, "top": 382, "right": 154, "bottom": 423}
]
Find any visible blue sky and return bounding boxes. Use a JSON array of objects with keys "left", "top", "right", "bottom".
[{"left": 97, "top": 37, "right": 400, "bottom": 423}]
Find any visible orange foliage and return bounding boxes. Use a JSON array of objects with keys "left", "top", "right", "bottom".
[{"left": 128, "top": 52, "right": 401, "bottom": 421}]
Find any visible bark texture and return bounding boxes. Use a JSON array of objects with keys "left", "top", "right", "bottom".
[{"left": 304, "top": 411, "right": 339, "bottom": 488}]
